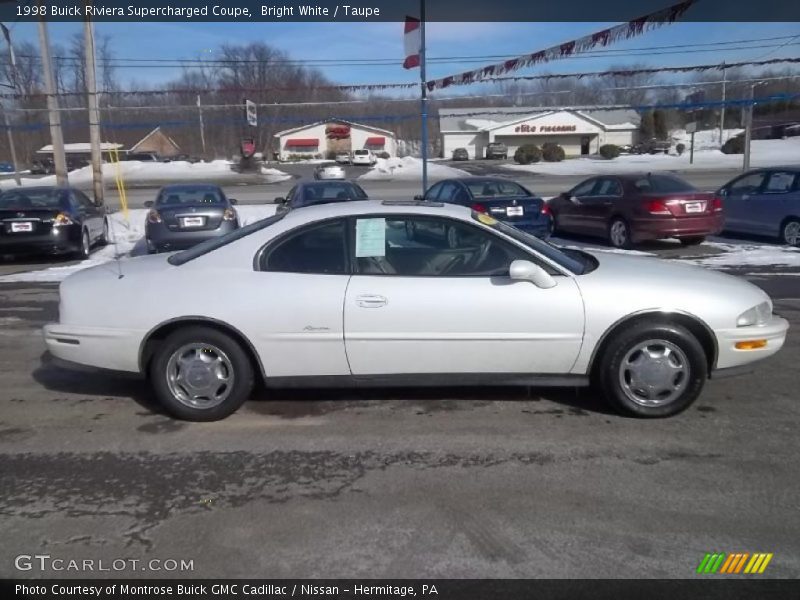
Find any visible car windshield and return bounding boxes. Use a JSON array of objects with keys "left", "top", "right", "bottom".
[
  {"left": 634, "top": 175, "right": 696, "bottom": 193},
  {"left": 467, "top": 181, "right": 530, "bottom": 198},
  {"left": 168, "top": 212, "right": 287, "bottom": 266},
  {"left": 472, "top": 212, "right": 589, "bottom": 275},
  {"left": 157, "top": 188, "right": 225, "bottom": 206},
  {"left": 0, "top": 189, "right": 63, "bottom": 210},
  {"left": 295, "top": 183, "right": 368, "bottom": 207}
]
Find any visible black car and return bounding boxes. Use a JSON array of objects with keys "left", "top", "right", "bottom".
[
  {"left": 275, "top": 181, "right": 369, "bottom": 213},
  {"left": 0, "top": 186, "right": 107, "bottom": 259},
  {"left": 485, "top": 142, "right": 508, "bottom": 160},
  {"left": 144, "top": 184, "right": 239, "bottom": 254},
  {"left": 452, "top": 148, "right": 469, "bottom": 161},
  {"left": 415, "top": 177, "right": 552, "bottom": 238}
]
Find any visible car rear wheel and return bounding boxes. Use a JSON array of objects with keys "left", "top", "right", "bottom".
[
  {"left": 150, "top": 326, "right": 254, "bottom": 421},
  {"left": 780, "top": 218, "right": 800, "bottom": 246},
  {"left": 608, "top": 218, "right": 633, "bottom": 249},
  {"left": 99, "top": 219, "right": 109, "bottom": 245},
  {"left": 679, "top": 236, "right": 705, "bottom": 246},
  {"left": 596, "top": 321, "right": 707, "bottom": 418}
]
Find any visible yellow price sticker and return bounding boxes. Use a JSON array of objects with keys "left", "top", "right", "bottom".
[{"left": 477, "top": 213, "right": 498, "bottom": 226}]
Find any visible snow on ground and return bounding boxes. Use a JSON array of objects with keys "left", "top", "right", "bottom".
[
  {"left": 680, "top": 241, "right": 800, "bottom": 269},
  {"left": 360, "top": 156, "right": 470, "bottom": 181},
  {"left": 670, "top": 127, "right": 744, "bottom": 151},
  {"left": 503, "top": 137, "right": 800, "bottom": 177},
  {"left": 0, "top": 205, "right": 278, "bottom": 283},
  {"left": 0, "top": 161, "right": 291, "bottom": 191}
]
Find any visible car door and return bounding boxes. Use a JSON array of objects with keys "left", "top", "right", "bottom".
[
  {"left": 722, "top": 172, "right": 767, "bottom": 233},
  {"left": 580, "top": 177, "right": 622, "bottom": 236},
  {"left": 750, "top": 171, "right": 800, "bottom": 236},
  {"left": 71, "top": 190, "right": 103, "bottom": 240},
  {"left": 344, "top": 214, "right": 585, "bottom": 376},
  {"left": 256, "top": 218, "right": 352, "bottom": 377},
  {"left": 559, "top": 178, "right": 599, "bottom": 234}
]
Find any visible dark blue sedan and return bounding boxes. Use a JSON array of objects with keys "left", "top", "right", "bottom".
[{"left": 416, "top": 177, "right": 552, "bottom": 238}]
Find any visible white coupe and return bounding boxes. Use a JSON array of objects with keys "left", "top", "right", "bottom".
[{"left": 44, "top": 201, "right": 788, "bottom": 421}]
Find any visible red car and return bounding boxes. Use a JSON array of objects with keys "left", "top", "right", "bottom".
[{"left": 549, "top": 173, "right": 723, "bottom": 248}]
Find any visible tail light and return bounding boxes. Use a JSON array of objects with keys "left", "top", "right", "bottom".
[
  {"left": 223, "top": 208, "right": 238, "bottom": 221},
  {"left": 711, "top": 197, "right": 723, "bottom": 212},
  {"left": 541, "top": 203, "right": 551, "bottom": 216},
  {"left": 52, "top": 213, "right": 74, "bottom": 226},
  {"left": 645, "top": 198, "right": 671, "bottom": 215},
  {"left": 147, "top": 209, "right": 162, "bottom": 224},
  {"left": 471, "top": 203, "right": 488, "bottom": 213}
]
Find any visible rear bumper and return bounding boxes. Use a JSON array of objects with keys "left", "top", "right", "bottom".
[
  {"left": 713, "top": 316, "right": 789, "bottom": 370},
  {"left": 43, "top": 323, "right": 144, "bottom": 373},
  {"left": 631, "top": 214, "right": 724, "bottom": 242},
  {"left": 145, "top": 221, "right": 238, "bottom": 251}
]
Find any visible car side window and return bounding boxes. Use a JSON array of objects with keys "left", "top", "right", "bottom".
[
  {"left": 595, "top": 178, "right": 622, "bottom": 196},
  {"left": 71, "top": 191, "right": 94, "bottom": 210},
  {"left": 424, "top": 182, "right": 443, "bottom": 201},
  {"left": 570, "top": 179, "right": 597, "bottom": 197},
  {"left": 435, "top": 182, "right": 459, "bottom": 201},
  {"left": 763, "top": 172, "right": 797, "bottom": 194},
  {"left": 261, "top": 219, "right": 347, "bottom": 275},
  {"left": 453, "top": 187, "right": 470, "bottom": 204},
  {"left": 729, "top": 173, "right": 766, "bottom": 196},
  {"left": 355, "top": 216, "right": 534, "bottom": 277}
]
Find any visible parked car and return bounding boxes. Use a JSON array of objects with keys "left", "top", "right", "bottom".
[
  {"left": 335, "top": 152, "right": 351, "bottom": 164},
  {"left": 0, "top": 186, "right": 107, "bottom": 259},
  {"left": 416, "top": 177, "right": 551, "bottom": 239},
  {"left": 452, "top": 148, "right": 469, "bottom": 161},
  {"left": 124, "top": 152, "right": 160, "bottom": 162},
  {"left": 29, "top": 159, "right": 55, "bottom": 175},
  {"left": 275, "top": 181, "right": 368, "bottom": 212},
  {"left": 144, "top": 184, "right": 239, "bottom": 254},
  {"left": 548, "top": 173, "right": 723, "bottom": 249},
  {"left": 485, "top": 142, "right": 508, "bottom": 159},
  {"left": 44, "top": 200, "right": 788, "bottom": 421},
  {"left": 632, "top": 139, "right": 671, "bottom": 155},
  {"left": 0, "top": 161, "right": 15, "bottom": 173},
  {"left": 717, "top": 169, "right": 800, "bottom": 246},
  {"left": 351, "top": 149, "right": 377, "bottom": 166},
  {"left": 314, "top": 164, "right": 346, "bottom": 180}
]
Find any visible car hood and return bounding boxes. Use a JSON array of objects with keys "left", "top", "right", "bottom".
[{"left": 574, "top": 250, "right": 770, "bottom": 330}]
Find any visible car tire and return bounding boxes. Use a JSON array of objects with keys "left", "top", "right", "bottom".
[
  {"left": 780, "top": 218, "right": 800, "bottom": 246},
  {"left": 149, "top": 326, "right": 254, "bottom": 422},
  {"left": 608, "top": 218, "right": 633, "bottom": 249},
  {"left": 596, "top": 321, "right": 707, "bottom": 418},
  {"left": 679, "top": 236, "right": 705, "bottom": 246},
  {"left": 99, "top": 219, "right": 109, "bottom": 246},
  {"left": 74, "top": 229, "right": 91, "bottom": 260}
]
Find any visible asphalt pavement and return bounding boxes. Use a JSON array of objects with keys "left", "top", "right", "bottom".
[{"left": 0, "top": 270, "right": 798, "bottom": 579}]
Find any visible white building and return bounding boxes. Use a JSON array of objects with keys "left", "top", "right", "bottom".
[
  {"left": 274, "top": 119, "right": 397, "bottom": 161},
  {"left": 440, "top": 107, "right": 640, "bottom": 159}
]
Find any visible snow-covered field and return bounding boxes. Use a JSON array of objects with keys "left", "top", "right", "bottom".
[
  {"left": 0, "top": 160, "right": 291, "bottom": 191},
  {"left": 360, "top": 156, "right": 470, "bottom": 181},
  {"left": 504, "top": 137, "right": 800, "bottom": 177}
]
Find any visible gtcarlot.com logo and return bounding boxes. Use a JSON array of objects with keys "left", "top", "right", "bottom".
[
  {"left": 697, "top": 552, "right": 773, "bottom": 574},
  {"left": 14, "top": 554, "right": 194, "bottom": 573}
]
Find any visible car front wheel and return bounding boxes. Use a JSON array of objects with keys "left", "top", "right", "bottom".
[
  {"left": 74, "top": 229, "right": 90, "bottom": 260},
  {"left": 780, "top": 218, "right": 800, "bottom": 246},
  {"left": 596, "top": 321, "right": 707, "bottom": 418},
  {"left": 679, "top": 236, "right": 705, "bottom": 246},
  {"left": 150, "top": 326, "right": 254, "bottom": 421}
]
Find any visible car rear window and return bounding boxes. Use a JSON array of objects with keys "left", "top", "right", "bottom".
[
  {"left": 634, "top": 175, "right": 696, "bottom": 193},
  {"left": 467, "top": 181, "right": 530, "bottom": 198},
  {"left": 0, "top": 189, "right": 64, "bottom": 209},
  {"left": 157, "top": 188, "right": 224, "bottom": 205},
  {"left": 354, "top": 150, "right": 369, "bottom": 155}
]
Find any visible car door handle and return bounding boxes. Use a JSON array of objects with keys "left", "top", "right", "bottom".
[{"left": 356, "top": 294, "right": 388, "bottom": 308}]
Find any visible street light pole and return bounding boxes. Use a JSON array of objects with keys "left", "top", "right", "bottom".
[
  {"left": 84, "top": 1, "right": 104, "bottom": 205},
  {"left": 718, "top": 62, "right": 726, "bottom": 146},
  {"left": 743, "top": 82, "right": 765, "bottom": 172}
]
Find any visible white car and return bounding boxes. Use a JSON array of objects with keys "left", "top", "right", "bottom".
[
  {"left": 313, "top": 164, "right": 345, "bottom": 180},
  {"left": 351, "top": 149, "right": 377, "bottom": 166},
  {"left": 44, "top": 201, "right": 788, "bottom": 422},
  {"left": 335, "top": 153, "right": 351, "bottom": 164}
]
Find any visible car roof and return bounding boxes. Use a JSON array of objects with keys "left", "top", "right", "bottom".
[
  {"left": 441, "top": 177, "right": 520, "bottom": 185},
  {"left": 0, "top": 186, "right": 72, "bottom": 193},
  {"left": 280, "top": 199, "right": 468, "bottom": 223}
]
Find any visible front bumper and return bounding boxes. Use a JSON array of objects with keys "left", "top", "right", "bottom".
[
  {"left": 713, "top": 315, "right": 789, "bottom": 370},
  {"left": 43, "top": 323, "right": 144, "bottom": 373}
]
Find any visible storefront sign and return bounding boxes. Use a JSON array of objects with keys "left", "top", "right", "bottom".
[{"left": 513, "top": 124, "right": 578, "bottom": 133}]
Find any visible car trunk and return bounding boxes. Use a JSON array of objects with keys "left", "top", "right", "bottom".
[
  {"left": 639, "top": 192, "right": 720, "bottom": 218},
  {"left": 0, "top": 208, "right": 60, "bottom": 236},
  {"left": 472, "top": 196, "right": 546, "bottom": 224},
  {"left": 158, "top": 206, "right": 225, "bottom": 232}
]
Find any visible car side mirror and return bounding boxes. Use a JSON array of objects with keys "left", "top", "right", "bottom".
[
  {"left": 509, "top": 260, "right": 556, "bottom": 289},
  {"left": 570, "top": 195, "right": 581, "bottom": 205},
  {"left": 274, "top": 197, "right": 286, "bottom": 204},
  {"left": 229, "top": 198, "right": 238, "bottom": 205},
  {"left": 413, "top": 194, "right": 424, "bottom": 201},
  {"left": 144, "top": 200, "right": 154, "bottom": 208}
]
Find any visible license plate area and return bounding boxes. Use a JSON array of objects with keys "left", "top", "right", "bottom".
[
  {"left": 10, "top": 221, "right": 34, "bottom": 233},
  {"left": 506, "top": 206, "right": 524, "bottom": 217},
  {"left": 684, "top": 202, "right": 705, "bottom": 214},
  {"left": 180, "top": 216, "right": 205, "bottom": 228}
]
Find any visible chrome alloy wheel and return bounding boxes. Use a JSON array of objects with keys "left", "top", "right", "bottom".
[
  {"left": 610, "top": 220, "right": 628, "bottom": 248},
  {"left": 618, "top": 339, "right": 690, "bottom": 407},
  {"left": 166, "top": 343, "right": 235, "bottom": 409},
  {"left": 783, "top": 220, "right": 800, "bottom": 246}
]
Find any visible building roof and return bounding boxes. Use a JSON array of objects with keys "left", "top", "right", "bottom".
[
  {"left": 37, "top": 142, "right": 123, "bottom": 154},
  {"left": 274, "top": 118, "right": 396, "bottom": 138},
  {"left": 439, "top": 107, "right": 641, "bottom": 133},
  {"left": 129, "top": 127, "right": 181, "bottom": 153}
]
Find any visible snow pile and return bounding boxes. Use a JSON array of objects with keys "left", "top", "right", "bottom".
[
  {"left": 670, "top": 127, "right": 744, "bottom": 151},
  {"left": 360, "top": 156, "right": 470, "bottom": 181},
  {"left": 0, "top": 205, "right": 278, "bottom": 283},
  {"left": 0, "top": 160, "right": 291, "bottom": 190},
  {"left": 503, "top": 138, "right": 800, "bottom": 177},
  {"left": 681, "top": 241, "right": 800, "bottom": 269}
]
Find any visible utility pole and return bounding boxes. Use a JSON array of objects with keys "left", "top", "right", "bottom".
[
  {"left": 37, "top": 7, "right": 68, "bottom": 186},
  {"left": 743, "top": 83, "right": 755, "bottom": 171},
  {"left": 83, "top": 1, "right": 103, "bottom": 205},
  {"left": 197, "top": 95, "right": 206, "bottom": 156},
  {"left": 1, "top": 23, "right": 22, "bottom": 185},
  {"left": 718, "top": 62, "right": 726, "bottom": 146},
  {"left": 419, "top": 0, "right": 428, "bottom": 196}
]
